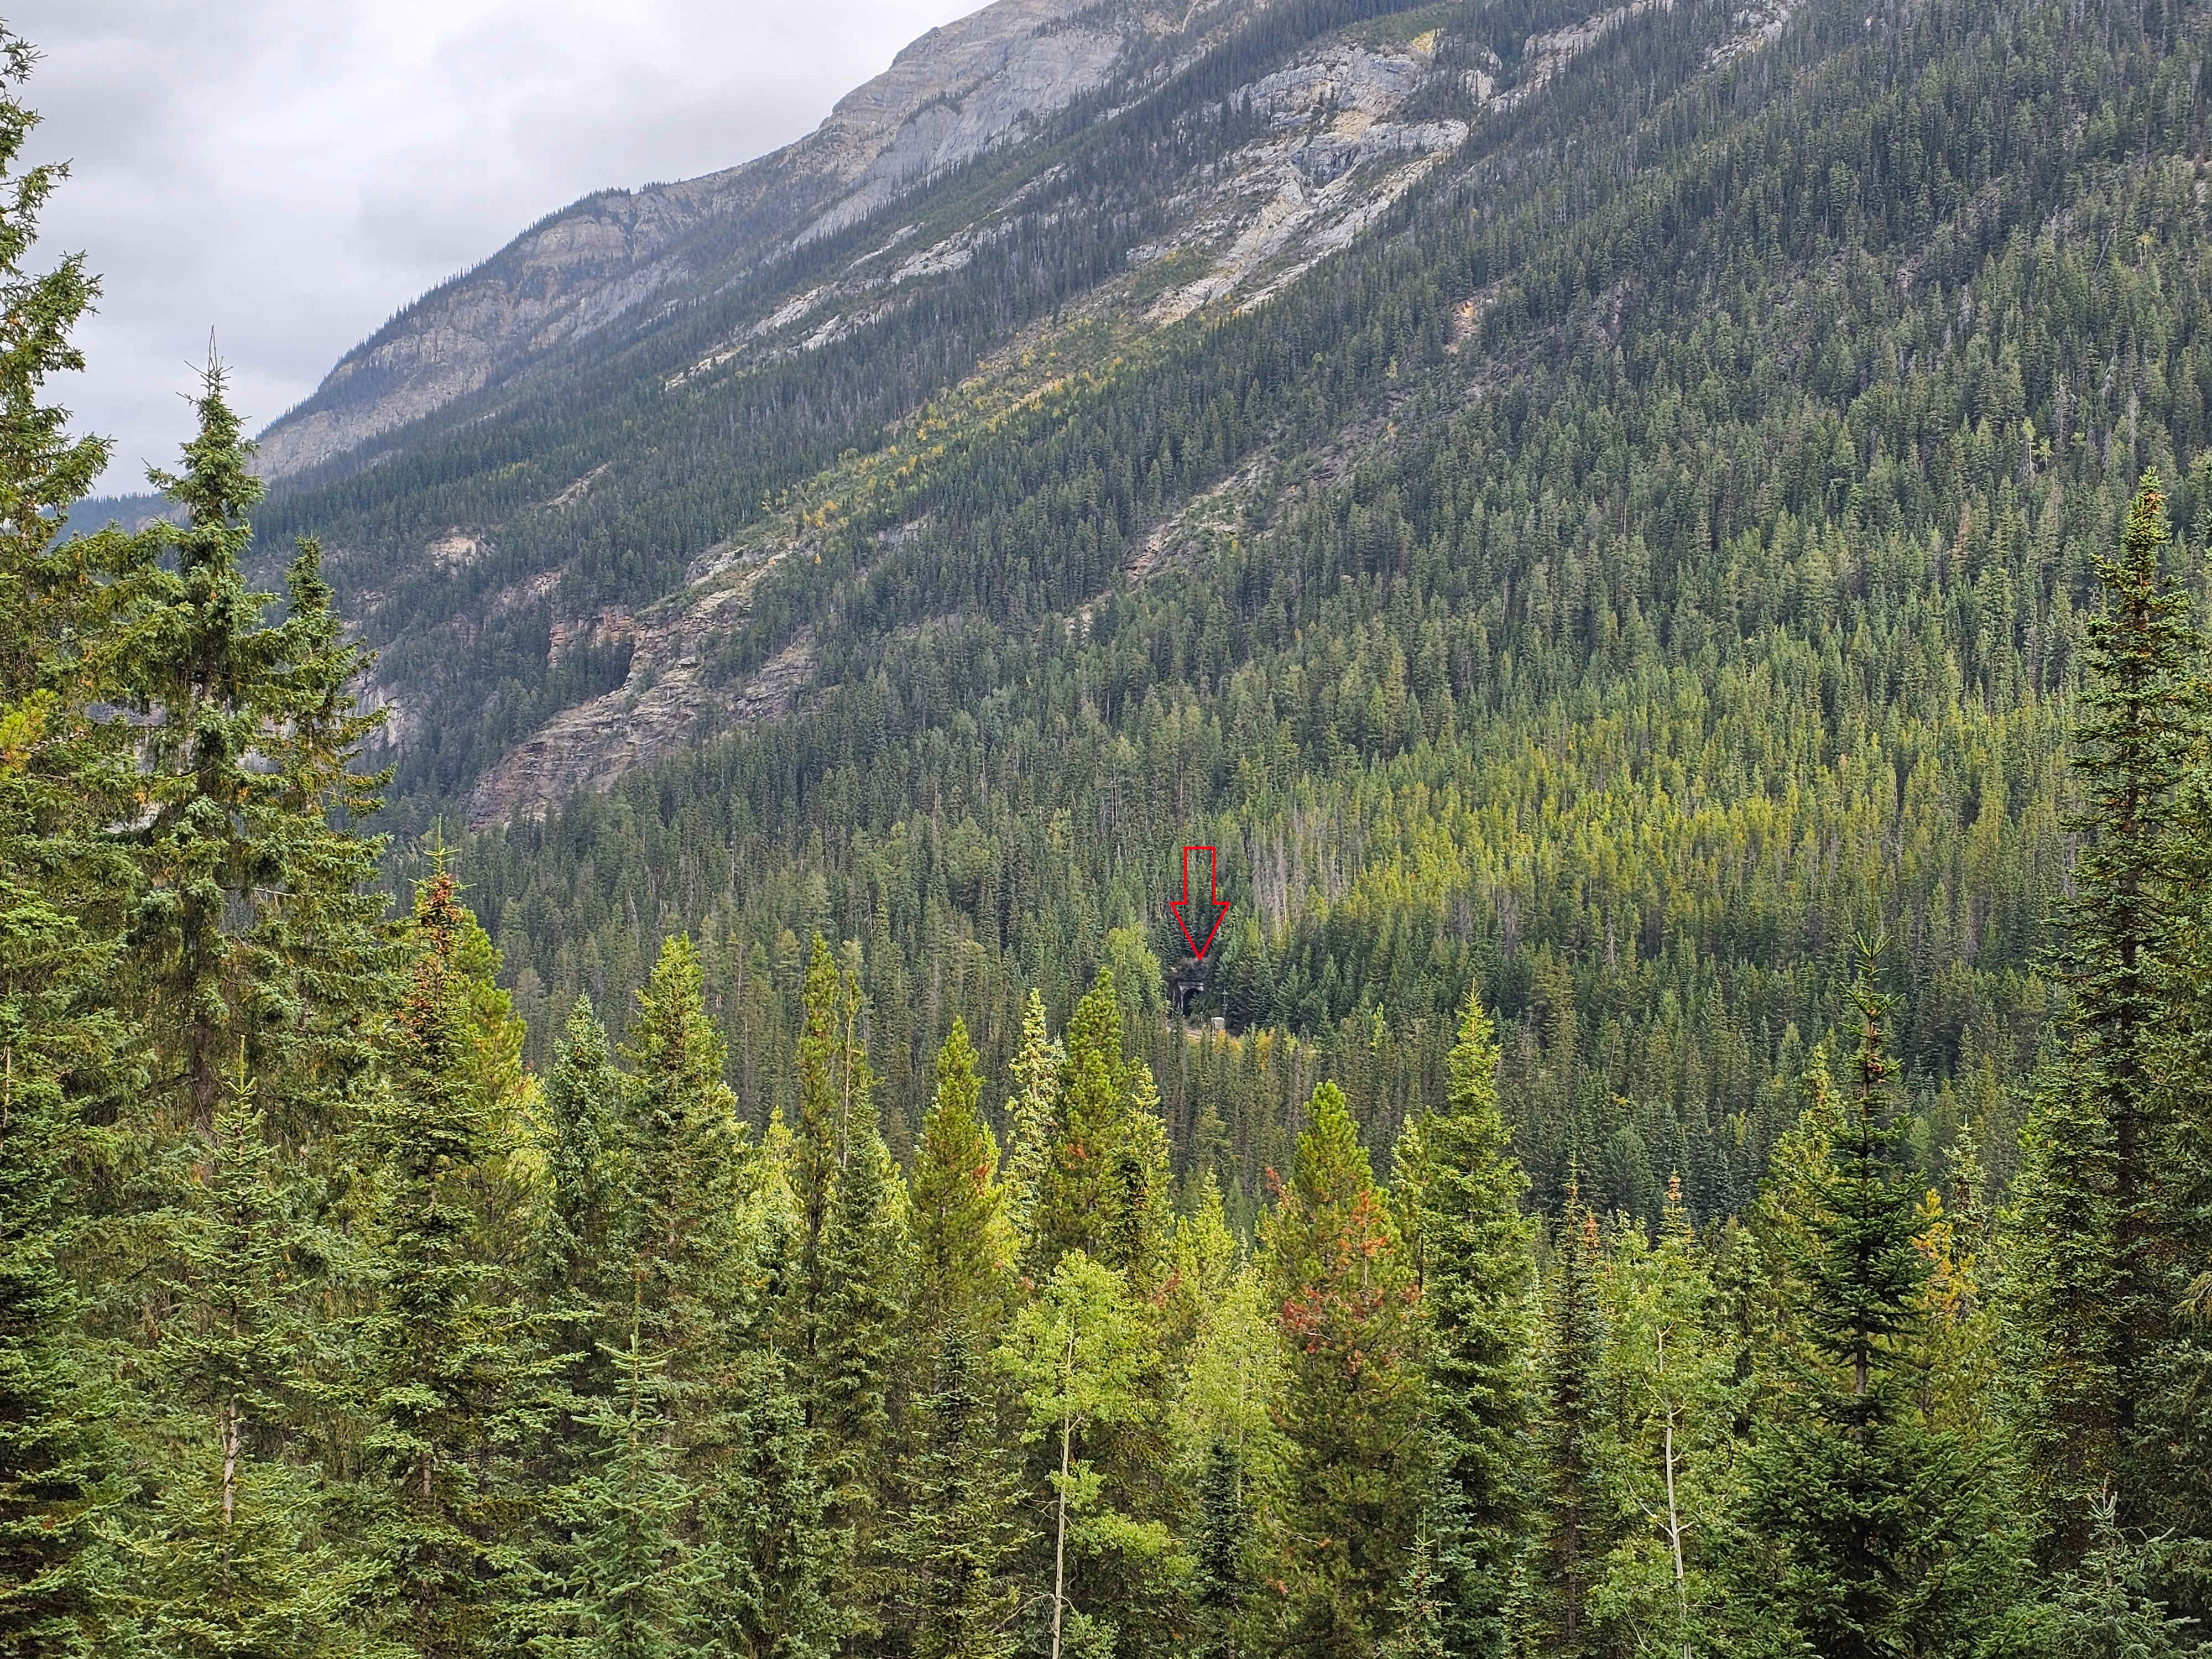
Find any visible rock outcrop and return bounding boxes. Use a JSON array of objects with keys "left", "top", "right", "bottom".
[{"left": 254, "top": 0, "right": 1202, "bottom": 481}]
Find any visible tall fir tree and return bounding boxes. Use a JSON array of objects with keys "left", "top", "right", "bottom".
[
  {"left": 362, "top": 871, "right": 533, "bottom": 1658},
  {"left": 1002, "top": 991, "right": 1062, "bottom": 1264},
  {"left": 0, "top": 27, "right": 132, "bottom": 1652},
  {"left": 1034, "top": 973, "right": 1170, "bottom": 1291},
  {"left": 129, "top": 1058, "right": 365, "bottom": 1658},
  {"left": 548, "top": 1301, "right": 697, "bottom": 1659},
  {"left": 813, "top": 1112, "right": 907, "bottom": 1641},
  {"left": 124, "top": 361, "right": 388, "bottom": 1145},
  {"left": 623, "top": 937, "right": 752, "bottom": 1401},
  {"left": 534, "top": 995, "right": 627, "bottom": 1392},
  {"left": 1530, "top": 1180, "right": 1604, "bottom": 1657},
  {"left": 1396, "top": 989, "right": 1532, "bottom": 1659},
  {"left": 1189, "top": 1437, "right": 1253, "bottom": 1659},
  {"left": 526, "top": 994, "right": 633, "bottom": 1648},
  {"left": 1265, "top": 1082, "right": 1423, "bottom": 1659},
  {"left": 1739, "top": 971, "right": 2001, "bottom": 1659},
  {"left": 909, "top": 1018, "right": 1016, "bottom": 1352},
  {"left": 892, "top": 1330, "right": 1023, "bottom": 1659},
  {"left": 787, "top": 936, "right": 842, "bottom": 1423},
  {"left": 2011, "top": 474, "right": 2203, "bottom": 1560}
]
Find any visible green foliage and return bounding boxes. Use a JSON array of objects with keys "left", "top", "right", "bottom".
[
  {"left": 1265, "top": 1082, "right": 1423, "bottom": 1659},
  {"left": 1399, "top": 993, "right": 1531, "bottom": 1659},
  {"left": 361, "top": 872, "right": 534, "bottom": 1656},
  {"left": 1000, "top": 1250, "right": 1173, "bottom": 1659},
  {"left": 125, "top": 364, "right": 389, "bottom": 1145},
  {"left": 126, "top": 1063, "right": 368, "bottom": 1659},
  {"left": 18, "top": 0, "right": 2212, "bottom": 1653},
  {"left": 1736, "top": 971, "right": 2007, "bottom": 1658},
  {"left": 909, "top": 1018, "right": 1016, "bottom": 1347},
  {"left": 1529, "top": 1182, "right": 1604, "bottom": 1655},
  {"left": 892, "top": 1332, "right": 1025, "bottom": 1659}
]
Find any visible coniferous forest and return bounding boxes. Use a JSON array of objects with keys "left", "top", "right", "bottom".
[{"left": 11, "top": 0, "right": 2212, "bottom": 1648}]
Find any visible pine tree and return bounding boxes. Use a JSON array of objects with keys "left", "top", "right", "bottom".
[
  {"left": 1530, "top": 1181, "right": 1603, "bottom": 1657},
  {"left": 1265, "top": 1082, "right": 1423, "bottom": 1659},
  {"left": 2011, "top": 473, "right": 2201, "bottom": 1559},
  {"left": 1738, "top": 970, "right": 2000, "bottom": 1659},
  {"left": 0, "top": 28, "right": 150, "bottom": 1648},
  {"left": 909, "top": 1018, "right": 1015, "bottom": 1349},
  {"left": 1003, "top": 991, "right": 1062, "bottom": 1261},
  {"left": 124, "top": 361, "right": 388, "bottom": 1144},
  {"left": 131, "top": 1058, "right": 365, "bottom": 1658},
  {"left": 1398, "top": 989, "right": 1531, "bottom": 1659},
  {"left": 893, "top": 1331, "right": 1023, "bottom": 1659},
  {"left": 1190, "top": 1438, "right": 1251, "bottom": 1659},
  {"left": 361, "top": 871, "right": 531, "bottom": 1658}
]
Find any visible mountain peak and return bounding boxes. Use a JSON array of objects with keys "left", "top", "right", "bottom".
[{"left": 253, "top": 0, "right": 1202, "bottom": 483}]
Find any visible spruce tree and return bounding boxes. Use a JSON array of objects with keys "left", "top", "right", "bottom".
[
  {"left": 622, "top": 936, "right": 750, "bottom": 1397},
  {"left": 787, "top": 936, "right": 842, "bottom": 1420},
  {"left": 908, "top": 1017, "right": 1015, "bottom": 1348},
  {"left": 1034, "top": 972, "right": 1170, "bottom": 1289},
  {"left": 1739, "top": 971, "right": 1999, "bottom": 1659},
  {"left": 131, "top": 1060, "right": 363, "bottom": 1658},
  {"left": 535, "top": 995, "right": 627, "bottom": 1389},
  {"left": 362, "top": 871, "right": 531, "bottom": 1658},
  {"left": 623, "top": 935, "right": 834, "bottom": 1659},
  {"left": 1531, "top": 1181, "right": 1604, "bottom": 1656},
  {"left": 1398, "top": 989, "right": 1532, "bottom": 1659},
  {"left": 551, "top": 1304, "right": 696, "bottom": 1659},
  {"left": 527, "top": 995, "right": 632, "bottom": 1647},
  {"left": 893, "top": 1331, "right": 1022, "bottom": 1659},
  {"left": 1265, "top": 1082, "right": 1422, "bottom": 1659},
  {"left": 1190, "top": 1438, "right": 1252, "bottom": 1659},
  {"left": 813, "top": 1115, "right": 907, "bottom": 1634},
  {"left": 0, "top": 28, "right": 148, "bottom": 1648},
  {"left": 1002, "top": 990, "right": 1062, "bottom": 1261},
  {"left": 2011, "top": 474, "right": 2201, "bottom": 1558},
  {"left": 124, "top": 363, "right": 388, "bottom": 1144}
]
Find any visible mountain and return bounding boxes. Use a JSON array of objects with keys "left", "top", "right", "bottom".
[
  {"left": 253, "top": 0, "right": 1218, "bottom": 483},
  {"left": 206, "top": 0, "right": 2208, "bottom": 1214}
]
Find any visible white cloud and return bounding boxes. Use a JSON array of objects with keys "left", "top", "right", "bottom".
[{"left": 17, "top": 0, "right": 979, "bottom": 493}]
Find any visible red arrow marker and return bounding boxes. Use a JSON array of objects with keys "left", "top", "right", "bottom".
[{"left": 1171, "top": 845, "right": 1228, "bottom": 962}]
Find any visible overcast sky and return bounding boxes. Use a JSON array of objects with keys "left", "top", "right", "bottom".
[{"left": 19, "top": 0, "right": 979, "bottom": 494}]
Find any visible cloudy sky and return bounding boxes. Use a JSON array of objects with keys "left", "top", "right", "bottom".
[{"left": 20, "top": 0, "right": 979, "bottom": 494}]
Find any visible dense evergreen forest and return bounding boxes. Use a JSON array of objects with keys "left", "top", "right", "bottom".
[
  {"left": 425, "top": 0, "right": 2212, "bottom": 1230},
  {"left": 9, "top": 0, "right": 2212, "bottom": 1651}
]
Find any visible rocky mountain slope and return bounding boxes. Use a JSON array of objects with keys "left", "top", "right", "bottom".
[
  {"left": 242, "top": 0, "right": 1811, "bottom": 828},
  {"left": 178, "top": 0, "right": 2209, "bottom": 1202},
  {"left": 254, "top": 0, "right": 1252, "bottom": 483}
]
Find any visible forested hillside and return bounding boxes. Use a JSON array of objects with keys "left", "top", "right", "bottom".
[
  {"left": 12, "top": 0, "right": 2212, "bottom": 1652},
  {"left": 401, "top": 0, "right": 2206, "bottom": 1227}
]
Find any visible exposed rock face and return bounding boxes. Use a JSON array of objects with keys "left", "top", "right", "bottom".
[
  {"left": 272, "top": 0, "right": 1806, "bottom": 827},
  {"left": 255, "top": 0, "right": 1178, "bottom": 481},
  {"left": 465, "top": 552, "right": 813, "bottom": 828}
]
